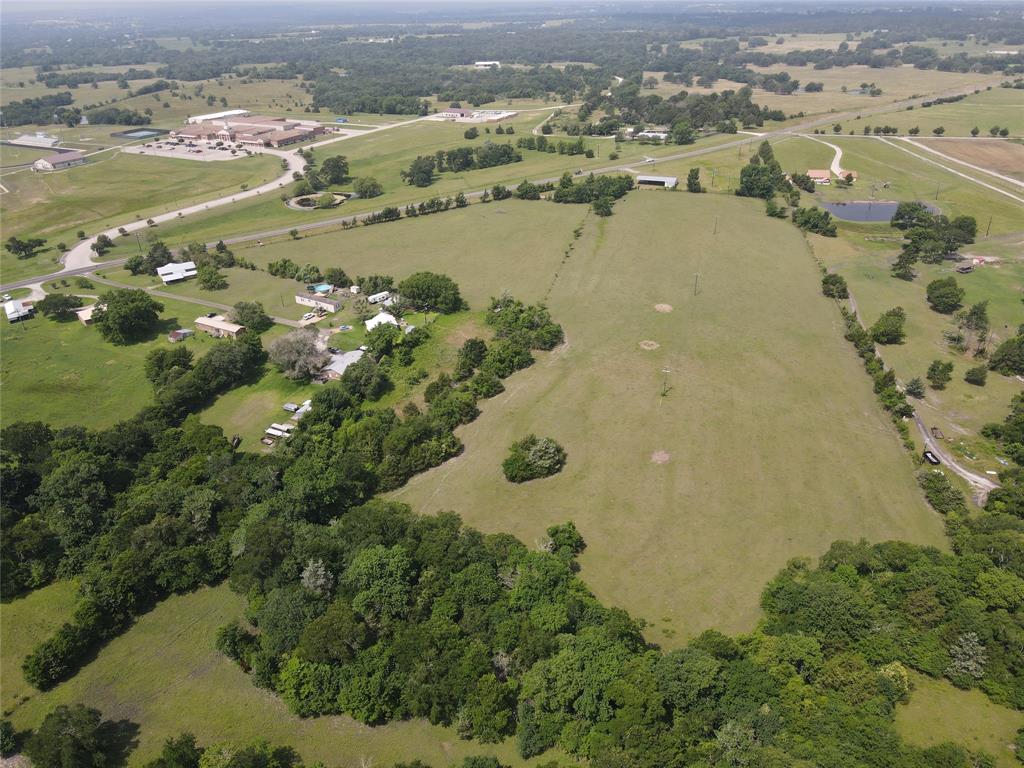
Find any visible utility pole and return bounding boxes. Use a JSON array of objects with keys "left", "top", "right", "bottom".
[
  {"left": 693, "top": 273, "right": 700, "bottom": 296},
  {"left": 711, "top": 169, "right": 717, "bottom": 188},
  {"left": 985, "top": 215, "right": 992, "bottom": 237},
  {"left": 713, "top": 215, "right": 719, "bottom": 235},
  {"left": 134, "top": 232, "right": 143, "bottom": 255},
  {"left": 934, "top": 182, "right": 940, "bottom": 200}
]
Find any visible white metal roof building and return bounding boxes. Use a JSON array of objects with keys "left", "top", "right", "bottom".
[
  {"left": 365, "top": 312, "right": 398, "bottom": 331},
  {"left": 4, "top": 299, "right": 33, "bottom": 322},
  {"left": 637, "top": 174, "right": 678, "bottom": 188},
  {"left": 185, "top": 109, "right": 251, "bottom": 124},
  {"left": 157, "top": 261, "right": 198, "bottom": 284},
  {"left": 10, "top": 132, "right": 60, "bottom": 148}
]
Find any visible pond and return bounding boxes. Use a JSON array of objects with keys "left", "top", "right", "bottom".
[{"left": 819, "top": 200, "right": 937, "bottom": 223}]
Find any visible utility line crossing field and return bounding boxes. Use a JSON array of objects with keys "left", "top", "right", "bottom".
[{"left": 392, "top": 192, "right": 947, "bottom": 640}]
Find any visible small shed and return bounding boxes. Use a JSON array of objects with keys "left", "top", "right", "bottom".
[
  {"left": 168, "top": 328, "right": 194, "bottom": 342},
  {"left": 3, "top": 299, "right": 33, "bottom": 322},
  {"left": 637, "top": 174, "right": 678, "bottom": 189}
]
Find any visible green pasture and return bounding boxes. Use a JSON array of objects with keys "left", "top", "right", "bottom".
[
  {"left": 896, "top": 673, "right": 1024, "bottom": 767},
  {"left": 0, "top": 296, "right": 222, "bottom": 430},
  {"left": 1, "top": 583, "right": 550, "bottom": 767},
  {"left": 850, "top": 87, "right": 1024, "bottom": 137},
  {"left": 1, "top": 152, "right": 280, "bottom": 283},
  {"left": 0, "top": 144, "right": 57, "bottom": 170},
  {"left": 389, "top": 192, "right": 945, "bottom": 642}
]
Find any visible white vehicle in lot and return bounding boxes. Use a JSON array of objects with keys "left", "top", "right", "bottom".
[{"left": 301, "top": 312, "right": 316, "bottom": 321}]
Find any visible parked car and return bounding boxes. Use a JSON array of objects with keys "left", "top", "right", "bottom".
[
  {"left": 302, "top": 312, "right": 316, "bottom": 321},
  {"left": 923, "top": 450, "right": 941, "bottom": 466}
]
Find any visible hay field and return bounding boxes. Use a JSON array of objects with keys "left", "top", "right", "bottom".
[
  {"left": 390, "top": 192, "right": 945, "bottom": 642},
  {"left": 914, "top": 138, "right": 1024, "bottom": 180}
]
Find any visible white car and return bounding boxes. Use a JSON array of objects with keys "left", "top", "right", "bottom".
[{"left": 302, "top": 312, "right": 316, "bottom": 321}]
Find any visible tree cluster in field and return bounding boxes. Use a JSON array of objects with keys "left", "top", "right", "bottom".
[
  {"left": 840, "top": 307, "right": 915, "bottom": 427},
  {"left": 502, "top": 435, "right": 567, "bottom": 483},
  {"left": 548, "top": 172, "right": 634, "bottom": 215},
  {"left": 791, "top": 206, "right": 837, "bottom": 236},
  {"left": 515, "top": 135, "right": 593, "bottom": 158},
  {"left": 988, "top": 326, "right": 1024, "bottom": 378},
  {"left": 401, "top": 144, "right": 521, "bottom": 187},
  {"left": 267, "top": 258, "right": 324, "bottom": 283},
  {"left": 821, "top": 272, "right": 848, "bottom": 299},
  {"left": 889, "top": 203, "right": 977, "bottom": 280}
]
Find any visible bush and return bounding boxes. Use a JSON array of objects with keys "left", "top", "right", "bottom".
[
  {"left": 905, "top": 377, "right": 926, "bottom": 398},
  {"left": 353, "top": 177, "right": 383, "bottom": 198},
  {"left": 965, "top": 365, "right": 988, "bottom": 386},
  {"left": 927, "top": 359, "right": 954, "bottom": 389},
  {"left": 822, "top": 273, "right": 848, "bottom": 299},
  {"left": 870, "top": 307, "right": 906, "bottom": 345},
  {"left": 989, "top": 334, "right": 1024, "bottom": 376},
  {"left": 926, "top": 277, "right": 965, "bottom": 314},
  {"left": 502, "top": 435, "right": 567, "bottom": 483},
  {"left": 917, "top": 471, "right": 968, "bottom": 515},
  {"left": 791, "top": 206, "right": 837, "bottom": 236}
]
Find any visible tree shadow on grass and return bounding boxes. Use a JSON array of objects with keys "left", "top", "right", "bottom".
[{"left": 98, "top": 718, "right": 140, "bottom": 767}]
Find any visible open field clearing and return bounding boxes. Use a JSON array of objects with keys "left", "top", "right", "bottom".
[
  {"left": 811, "top": 233, "right": 1024, "bottom": 473},
  {"left": 0, "top": 296, "right": 224, "bottom": 429},
  {"left": 0, "top": 152, "right": 280, "bottom": 282},
  {"left": 896, "top": 673, "right": 1024, "bottom": 767},
  {"left": 916, "top": 138, "right": 1024, "bottom": 180},
  {"left": 675, "top": 33, "right": 849, "bottom": 54},
  {"left": 646, "top": 65, "right": 1001, "bottom": 118},
  {"left": 391, "top": 192, "right": 945, "bottom": 641},
  {"left": 0, "top": 64, "right": 164, "bottom": 106},
  {"left": 1, "top": 583, "right": 545, "bottom": 767},
  {"left": 745, "top": 65, "right": 1003, "bottom": 116},
  {"left": 226, "top": 198, "right": 588, "bottom": 305},
  {"left": 852, "top": 87, "right": 1024, "bottom": 138}
]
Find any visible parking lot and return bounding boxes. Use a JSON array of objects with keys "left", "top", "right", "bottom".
[{"left": 121, "top": 139, "right": 261, "bottom": 162}]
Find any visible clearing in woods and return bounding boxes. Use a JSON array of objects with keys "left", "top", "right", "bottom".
[
  {"left": 895, "top": 672, "right": 1024, "bottom": 768},
  {"left": 0, "top": 583, "right": 541, "bottom": 767},
  {"left": 391, "top": 191, "right": 946, "bottom": 642}
]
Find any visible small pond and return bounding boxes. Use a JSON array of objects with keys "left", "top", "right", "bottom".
[{"left": 819, "top": 200, "right": 937, "bottom": 223}]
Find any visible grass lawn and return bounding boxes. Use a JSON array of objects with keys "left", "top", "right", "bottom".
[
  {"left": 0, "top": 582, "right": 559, "bottom": 767},
  {"left": 896, "top": 673, "right": 1024, "bottom": 767},
  {"left": 0, "top": 144, "right": 57, "bottom": 170},
  {"left": 1, "top": 152, "right": 280, "bottom": 283},
  {"left": 389, "top": 192, "right": 946, "bottom": 643},
  {"left": 0, "top": 296, "right": 223, "bottom": 430}
]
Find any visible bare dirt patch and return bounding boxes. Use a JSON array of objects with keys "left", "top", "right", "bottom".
[
  {"left": 918, "top": 138, "right": 1024, "bottom": 180},
  {"left": 650, "top": 450, "right": 671, "bottom": 464},
  {"left": 654, "top": 303, "right": 673, "bottom": 313},
  {"left": 639, "top": 340, "right": 660, "bottom": 350}
]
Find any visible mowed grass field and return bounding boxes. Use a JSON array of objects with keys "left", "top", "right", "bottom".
[
  {"left": 896, "top": 673, "right": 1024, "bottom": 767},
  {"left": 389, "top": 192, "right": 946, "bottom": 641},
  {"left": 915, "top": 138, "right": 1024, "bottom": 181},
  {"left": 1, "top": 583, "right": 548, "bottom": 768},
  {"left": 0, "top": 296, "right": 225, "bottom": 430},
  {"left": 857, "top": 87, "right": 1024, "bottom": 138},
  {"left": 1, "top": 152, "right": 280, "bottom": 283}
]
